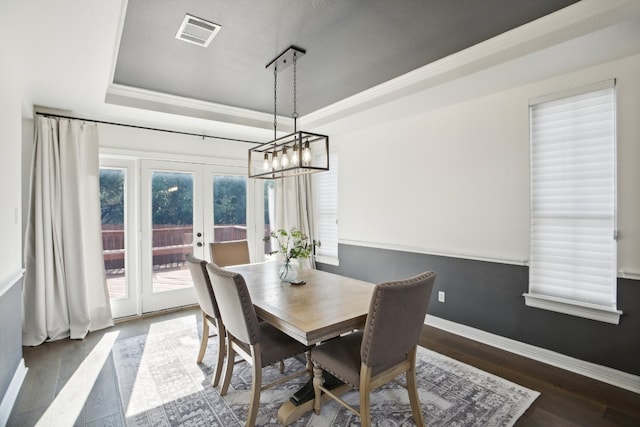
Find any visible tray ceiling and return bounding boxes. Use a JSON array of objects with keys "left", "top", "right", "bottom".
[{"left": 112, "top": 0, "right": 580, "bottom": 118}]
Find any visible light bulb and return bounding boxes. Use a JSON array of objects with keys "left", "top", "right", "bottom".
[
  {"left": 263, "top": 153, "right": 269, "bottom": 170},
  {"left": 302, "top": 140, "right": 312, "bottom": 166},
  {"left": 281, "top": 147, "right": 289, "bottom": 168},
  {"left": 291, "top": 144, "right": 300, "bottom": 166},
  {"left": 271, "top": 151, "right": 279, "bottom": 170}
]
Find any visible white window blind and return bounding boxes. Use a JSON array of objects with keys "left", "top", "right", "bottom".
[
  {"left": 314, "top": 151, "right": 338, "bottom": 263},
  {"left": 525, "top": 81, "right": 621, "bottom": 324}
]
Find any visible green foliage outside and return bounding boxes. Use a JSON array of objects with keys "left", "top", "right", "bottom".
[
  {"left": 99, "top": 170, "right": 251, "bottom": 226},
  {"left": 214, "top": 176, "right": 246, "bottom": 225},
  {"left": 100, "top": 169, "right": 125, "bottom": 225},
  {"left": 151, "top": 172, "right": 194, "bottom": 225}
]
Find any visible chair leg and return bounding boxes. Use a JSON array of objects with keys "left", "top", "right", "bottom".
[
  {"left": 359, "top": 391, "right": 372, "bottom": 427},
  {"left": 219, "top": 334, "right": 235, "bottom": 396},
  {"left": 406, "top": 349, "right": 425, "bottom": 427},
  {"left": 197, "top": 311, "right": 209, "bottom": 363},
  {"left": 212, "top": 323, "right": 225, "bottom": 387},
  {"left": 359, "top": 365, "right": 373, "bottom": 427},
  {"left": 246, "top": 346, "right": 263, "bottom": 427}
]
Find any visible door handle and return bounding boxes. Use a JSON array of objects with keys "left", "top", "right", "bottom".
[
  {"left": 196, "top": 242, "right": 203, "bottom": 247},
  {"left": 196, "top": 232, "right": 202, "bottom": 237}
]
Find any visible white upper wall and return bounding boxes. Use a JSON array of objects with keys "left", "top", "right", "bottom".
[
  {"left": 331, "top": 53, "right": 640, "bottom": 276},
  {"left": 98, "top": 121, "right": 251, "bottom": 165},
  {"left": 0, "top": 49, "right": 24, "bottom": 289}
]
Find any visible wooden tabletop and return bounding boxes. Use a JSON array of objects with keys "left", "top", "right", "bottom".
[{"left": 227, "top": 262, "right": 375, "bottom": 346}]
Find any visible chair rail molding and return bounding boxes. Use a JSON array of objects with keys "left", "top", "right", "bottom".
[{"left": 340, "top": 238, "right": 528, "bottom": 266}]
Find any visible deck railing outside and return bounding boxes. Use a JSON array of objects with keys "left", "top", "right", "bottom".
[{"left": 102, "top": 224, "right": 271, "bottom": 272}]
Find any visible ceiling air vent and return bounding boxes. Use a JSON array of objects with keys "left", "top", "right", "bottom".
[{"left": 175, "top": 14, "right": 221, "bottom": 47}]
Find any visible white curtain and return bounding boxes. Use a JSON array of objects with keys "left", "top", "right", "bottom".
[
  {"left": 23, "top": 117, "right": 113, "bottom": 346},
  {"left": 274, "top": 175, "right": 316, "bottom": 269}
]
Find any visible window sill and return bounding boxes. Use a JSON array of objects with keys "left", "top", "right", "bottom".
[
  {"left": 523, "top": 293, "right": 622, "bottom": 324},
  {"left": 315, "top": 255, "right": 339, "bottom": 266}
]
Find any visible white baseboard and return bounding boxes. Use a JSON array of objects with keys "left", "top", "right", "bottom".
[
  {"left": 0, "top": 359, "right": 27, "bottom": 426},
  {"left": 425, "top": 315, "right": 640, "bottom": 395}
]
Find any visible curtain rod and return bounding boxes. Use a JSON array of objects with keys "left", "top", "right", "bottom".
[{"left": 34, "top": 111, "right": 264, "bottom": 145}]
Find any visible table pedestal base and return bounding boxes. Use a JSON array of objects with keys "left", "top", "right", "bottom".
[{"left": 277, "top": 383, "right": 351, "bottom": 426}]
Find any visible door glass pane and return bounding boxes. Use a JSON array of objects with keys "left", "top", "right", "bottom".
[
  {"left": 151, "top": 171, "right": 194, "bottom": 293},
  {"left": 100, "top": 168, "right": 126, "bottom": 299},
  {"left": 213, "top": 175, "right": 247, "bottom": 242}
]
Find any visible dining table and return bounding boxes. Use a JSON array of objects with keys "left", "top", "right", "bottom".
[{"left": 227, "top": 261, "right": 376, "bottom": 425}]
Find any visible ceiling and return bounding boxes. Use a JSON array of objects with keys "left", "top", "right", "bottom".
[
  {"left": 112, "top": 0, "right": 580, "bottom": 117},
  {"left": 2, "top": 0, "right": 640, "bottom": 139}
]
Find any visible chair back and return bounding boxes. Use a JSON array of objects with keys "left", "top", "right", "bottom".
[
  {"left": 185, "top": 253, "right": 220, "bottom": 320},
  {"left": 360, "top": 271, "right": 436, "bottom": 368},
  {"left": 209, "top": 240, "right": 250, "bottom": 267},
  {"left": 206, "top": 263, "right": 260, "bottom": 345}
]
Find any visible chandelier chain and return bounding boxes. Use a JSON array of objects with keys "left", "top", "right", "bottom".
[{"left": 293, "top": 52, "right": 298, "bottom": 120}]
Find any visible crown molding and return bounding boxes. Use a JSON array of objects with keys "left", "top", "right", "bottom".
[
  {"left": 301, "top": 0, "right": 640, "bottom": 130},
  {"left": 105, "top": 83, "right": 294, "bottom": 132}
]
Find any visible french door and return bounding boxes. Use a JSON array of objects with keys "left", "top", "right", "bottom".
[
  {"left": 140, "top": 160, "right": 205, "bottom": 312},
  {"left": 100, "top": 158, "right": 137, "bottom": 318},
  {"left": 101, "top": 158, "right": 260, "bottom": 317}
]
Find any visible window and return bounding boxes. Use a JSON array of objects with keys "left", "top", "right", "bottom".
[
  {"left": 524, "top": 80, "right": 621, "bottom": 324},
  {"left": 314, "top": 151, "right": 338, "bottom": 264},
  {"left": 100, "top": 167, "right": 127, "bottom": 299},
  {"left": 212, "top": 175, "right": 247, "bottom": 242},
  {"left": 263, "top": 180, "right": 275, "bottom": 256},
  {"left": 99, "top": 157, "right": 137, "bottom": 318}
]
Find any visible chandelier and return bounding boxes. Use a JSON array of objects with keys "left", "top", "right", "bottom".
[{"left": 248, "top": 46, "right": 329, "bottom": 179}]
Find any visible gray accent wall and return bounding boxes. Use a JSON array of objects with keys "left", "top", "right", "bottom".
[{"left": 318, "top": 243, "right": 640, "bottom": 377}]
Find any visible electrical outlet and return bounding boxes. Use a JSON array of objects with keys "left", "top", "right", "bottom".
[{"left": 438, "top": 291, "right": 445, "bottom": 303}]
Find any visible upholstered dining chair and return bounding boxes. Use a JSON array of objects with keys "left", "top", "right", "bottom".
[
  {"left": 185, "top": 253, "right": 226, "bottom": 387},
  {"left": 311, "top": 271, "right": 436, "bottom": 427},
  {"left": 206, "top": 262, "right": 312, "bottom": 427},
  {"left": 209, "top": 239, "right": 250, "bottom": 267},
  {"left": 209, "top": 239, "right": 286, "bottom": 374}
]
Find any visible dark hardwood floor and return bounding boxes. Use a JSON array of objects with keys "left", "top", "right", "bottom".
[
  {"left": 420, "top": 326, "right": 640, "bottom": 427},
  {"left": 8, "top": 306, "right": 640, "bottom": 426}
]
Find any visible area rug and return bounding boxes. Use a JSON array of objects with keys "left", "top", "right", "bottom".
[{"left": 112, "top": 320, "right": 539, "bottom": 426}]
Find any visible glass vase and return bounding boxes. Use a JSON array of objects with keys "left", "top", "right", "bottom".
[{"left": 278, "top": 261, "right": 298, "bottom": 282}]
